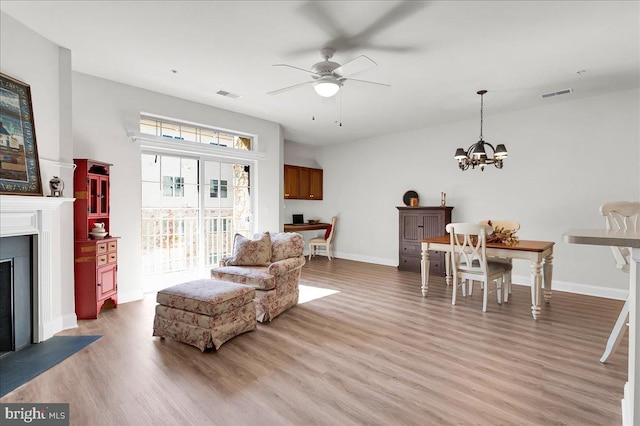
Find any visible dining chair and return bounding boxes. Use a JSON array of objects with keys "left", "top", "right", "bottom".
[
  {"left": 308, "top": 216, "right": 337, "bottom": 260},
  {"left": 479, "top": 219, "right": 520, "bottom": 302},
  {"left": 599, "top": 201, "right": 640, "bottom": 363},
  {"left": 445, "top": 223, "right": 512, "bottom": 312}
]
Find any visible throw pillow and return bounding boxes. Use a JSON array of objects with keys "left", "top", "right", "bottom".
[
  {"left": 271, "top": 232, "right": 304, "bottom": 262},
  {"left": 324, "top": 225, "right": 332, "bottom": 240},
  {"left": 227, "top": 232, "right": 272, "bottom": 266}
]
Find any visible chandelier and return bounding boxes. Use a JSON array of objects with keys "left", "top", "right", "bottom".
[{"left": 454, "top": 90, "right": 508, "bottom": 171}]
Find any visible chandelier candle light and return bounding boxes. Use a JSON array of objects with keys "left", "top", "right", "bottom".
[{"left": 454, "top": 90, "right": 508, "bottom": 171}]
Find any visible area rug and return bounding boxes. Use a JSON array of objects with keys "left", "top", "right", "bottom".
[{"left": 0, "top": 335, "right": 101, "bottom": 398}]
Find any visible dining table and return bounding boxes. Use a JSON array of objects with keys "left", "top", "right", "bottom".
[
  {"left": 421, "top": 234, "right": 555, "bottom": 320},
  {"left": 563, "top": 228, "right": 640, "bottom": 426}
]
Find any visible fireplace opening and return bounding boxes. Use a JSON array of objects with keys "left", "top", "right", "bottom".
[{"left": 0, "top": 235, "right": 33, "bottom": 358}]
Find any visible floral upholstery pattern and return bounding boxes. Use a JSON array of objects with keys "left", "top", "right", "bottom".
[
  {"left": 156, "top": 279, "right": 255, "bottom": 316},
  {"left": 153, "top": 280, "right": 256, "bottom": 351},
  {"left": 153, "top": 303, "right": 256, "bottom": 351},
  {"left": 226, "top": 232, "right": 272, "bottom": 266},
  {"left": 210, "top": 266, "right": 275, "bottom": 290},
  {"left": 254, "top": 268, "right": 301, "bottom": 322},
  {"left": 271, "top": 232, "right": 304, "bottom": 262},
  {"left": 211, "top": 232, "right": 305, "bottom": 322}
]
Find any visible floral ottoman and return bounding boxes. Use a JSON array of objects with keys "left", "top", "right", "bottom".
[{"left": 153, "top": 279, "right": 256, "bottom": 351}]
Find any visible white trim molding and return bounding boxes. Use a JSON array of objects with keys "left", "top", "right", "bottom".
[{"left": 128, "top": 130, "right": 267, "bottom": 162}]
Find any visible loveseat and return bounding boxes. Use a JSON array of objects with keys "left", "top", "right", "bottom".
[{"left": 211, "top": 232, "right": 305, "bottom": 322}]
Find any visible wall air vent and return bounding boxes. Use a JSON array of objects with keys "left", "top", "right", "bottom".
[
  {"left": 216, "top": 90, "right": 241, "bottom": 99},
  {"left": 540, "top": 88, "right": 573, "bottom": 99}
]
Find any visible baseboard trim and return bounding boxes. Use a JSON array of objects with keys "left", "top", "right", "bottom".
[
  {"left": 329, "top": 252, "right": 628, "bottom": 301},
  {"left": 62, "top": 313, "right": 78, "bottom": 331},
  {"left": 334, "top": 251, "right": 397, "bottom": 267},
  {"left": 512, "top": 274, "right": 628, "bottom": 301},
  {"left": 119, "top": 289, "right": 145, "bottom": 304}
]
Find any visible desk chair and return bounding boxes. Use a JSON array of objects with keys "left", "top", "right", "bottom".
[
  {"left": 599, "top": 201, "right": 640, "bottom": 363},
  {"left": 478, "top": 220, "right": 520, "bottom": 301},
  {"left": 309, "top": 216, "right": 337, "bottom": 260},
  {"left": 446, "top": 223, "right": 512, "bottom": 312}
]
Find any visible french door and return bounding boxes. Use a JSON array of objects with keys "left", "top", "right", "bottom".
[{"left": 141, "top": 153, "right": 252, "bottom": 292}]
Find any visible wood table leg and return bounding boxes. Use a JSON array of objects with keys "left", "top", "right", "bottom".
[
  {"left": 543, "top": 253, "right": 553, "bottom": 303},
  {"left": 421, "top": 249, "right": 430, "bottom": 297},
  {"left": 530, "top": 261, "right": 543, "bottom": 319}
]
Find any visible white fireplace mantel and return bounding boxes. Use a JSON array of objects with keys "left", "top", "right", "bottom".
[
  {"left": 0, "top": 195, "right": 75, "bottom": 342},
  {"left": 0, "top": 194, "right": 74, "bottom": 211}
]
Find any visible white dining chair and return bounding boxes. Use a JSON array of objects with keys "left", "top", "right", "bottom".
[
  {"left": 308, "top": 216, "right": 337, "bottom": 260},
  {"left": 479, "top": 219, "right": 520, "bottom": 302},
  {"left": 446, "top": 223, "right": 512, "bottom": 312},
  {"left": 599, "top": 201, "right": 640, "bottom": 363}
]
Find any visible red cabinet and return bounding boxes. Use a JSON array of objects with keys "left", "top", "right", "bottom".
[
  {"left": 74, "top": 239, "right": 118, "bottom": 319},
  {"left": 73, "top": 159, "right": 112, "bottom": 240},
  {"left": 73, "top": 159, "right": 119, "bottom": 319}
]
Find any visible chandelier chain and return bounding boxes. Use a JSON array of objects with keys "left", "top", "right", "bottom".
[{"left": 479, "top": 92, "right": 484, "bottom": 140}]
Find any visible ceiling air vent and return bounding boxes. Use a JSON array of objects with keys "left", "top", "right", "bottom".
[
  {"left": 216, "top": 90, "right": 241, "bottom": 99},
  {"left": 540, "top": 88, "right": 573, "bottom": 99}
]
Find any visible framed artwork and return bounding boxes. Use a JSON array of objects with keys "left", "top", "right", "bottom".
[{"left": 0, "top": 73, "right": 42, "bottom": 196}]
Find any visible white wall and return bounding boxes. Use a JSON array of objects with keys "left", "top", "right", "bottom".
[
  {"left": 0, "top": 12, "right": 77, "bottom": 331},
  {"left": 288, "top": 88, "right": 640, "bottom": 298},
  {"left": 72, "top": 73, "right": 283, "bottom": 303}
]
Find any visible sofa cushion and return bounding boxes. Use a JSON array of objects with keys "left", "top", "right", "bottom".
[
  {"left": 211, "top": 266, "right": 276, "bottom": 290},
  {"left": 271, "top": 232, "right": 304, "bottom": 262},
  {"left": 227, "top": 232, "right": 271, "bottom": 266},
  {"left": 156, "top": 279, "right": 255, "bottom": 317}
]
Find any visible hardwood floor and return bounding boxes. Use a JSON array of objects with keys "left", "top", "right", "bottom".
[{"left": 1, "top": 258, "right": 628, "bottom": 425}]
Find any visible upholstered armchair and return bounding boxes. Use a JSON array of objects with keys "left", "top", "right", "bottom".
[{"left": 211, "top": 232, "right": 305, "bottom": 322}]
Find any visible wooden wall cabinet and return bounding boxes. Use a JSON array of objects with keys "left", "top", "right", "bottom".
[
  {"left": 73, "top": 159, "right": 119, "bottom": 319},
  {"left": 284, "top": 165, "right": 323, "bottom": 200},
  {"left": 397, "top": 206, "right": 453, "bottom": 275}
]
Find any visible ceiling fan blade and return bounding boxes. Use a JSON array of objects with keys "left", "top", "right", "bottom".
[
  {"left": 297, "top": 1, "right": 345, "bottom": 41},
  {"left": 267, "top": 81, "right": 314, "bottom": 95},
  {"left": 356, "top": 1, "right": 427, "bottom": 42},
  {"left": 273, "top": 64, "right": 320, "bottom": 76},
  {"left": 357, "top": 44, "right": 422, "bottom": 53},
  {"left": 334, "top": 55, "right": 377, "bottom": 78},
  {"left": 341, "top": 77, "right": 391, "bottom": 88}
]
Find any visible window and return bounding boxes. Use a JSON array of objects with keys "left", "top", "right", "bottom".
[
  {"left": 209, "top": 179, "right": 228, "bottom": 198},
  {"left": 139, "top": 114, "right": 255, "bottom": 292},
  {"left": 140, "top": 116, "right": 252, "bottom": 150}
]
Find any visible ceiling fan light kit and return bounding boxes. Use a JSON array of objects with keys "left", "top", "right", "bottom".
[
  {"left": 313, "top": 76, "right": 341, "bottom": 97},
  {"left": 454, "top": 90, "right": 508, "bottom": 171}
]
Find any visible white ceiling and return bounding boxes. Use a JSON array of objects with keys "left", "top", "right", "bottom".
[{"left": 1, "top": 1, "right": 638, "bottom": 146}]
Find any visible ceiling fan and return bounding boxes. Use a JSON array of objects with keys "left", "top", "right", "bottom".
[{"left": 267, "top": 47, "right": 390, "bottom": 98}]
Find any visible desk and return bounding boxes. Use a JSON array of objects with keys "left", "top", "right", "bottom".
[
  {"left": 284, "top": 223, "right": 330, "bottom": 232},
  {"left": 421, "top": 235, "right": 555, "bottom": 320},
  {"left": 563, "top": 228, "right": 640, "bottom": 426}
]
